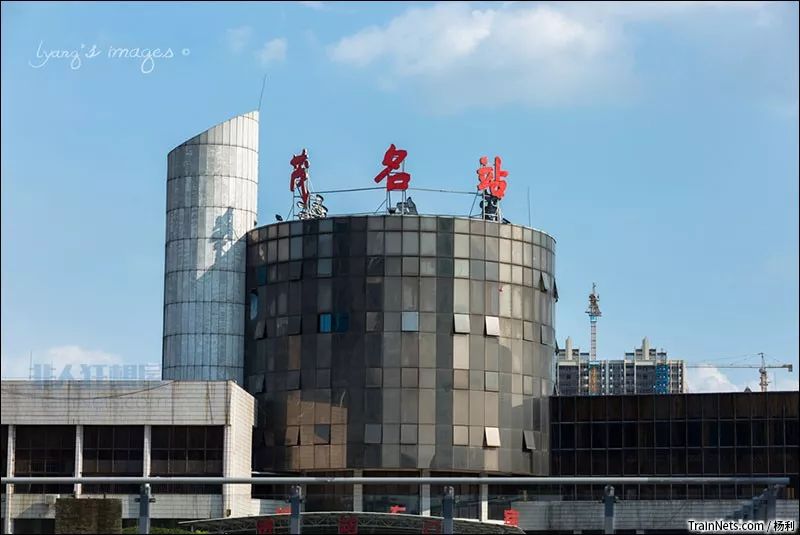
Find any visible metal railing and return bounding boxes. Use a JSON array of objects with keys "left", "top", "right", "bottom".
[{"left": 1, "top": 476, "right": 790, "bottom": 535}]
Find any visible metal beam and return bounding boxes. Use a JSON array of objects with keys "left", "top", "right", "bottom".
[{"left": 1, "top": 476, "right": 790, "bottom": 485}]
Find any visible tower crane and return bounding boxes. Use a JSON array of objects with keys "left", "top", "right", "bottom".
[
  {"left": 686, "top": 353, "right": 793, "bottom": 392},
  {"left": 585, "top": 283, "right": 601, "bottom": 361}
]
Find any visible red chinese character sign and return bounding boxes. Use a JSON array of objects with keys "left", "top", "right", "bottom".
[
  {"left": 289, "top": 148, "right": 327, "bottom": 220},
  {"left": 375, "top": 144, "right": 411, "bottom": 191},
  {"left": 476, "top": 155, "right": 508, "bottom": 221},
  {"left": 476, "top": 156, "right": 508, "bottom": 199},
  {"left": 290, "top": 149, "right": 310, "bottom": 205}
]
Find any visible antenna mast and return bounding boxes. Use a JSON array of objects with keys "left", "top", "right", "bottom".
[{"left": 586, "top": 283, "right": 602, "bottom": 360}]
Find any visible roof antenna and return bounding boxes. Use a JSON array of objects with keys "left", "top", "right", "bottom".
[
  {"left": 258, "top": 74, "right": 267, "bottom": 112},
  {"left": 527, "top": 186, "right": 532, "bottom": 227}
]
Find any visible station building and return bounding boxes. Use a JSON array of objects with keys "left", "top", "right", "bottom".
[{"left": 2, "top": 111, "right": 798, "bottom": 533}]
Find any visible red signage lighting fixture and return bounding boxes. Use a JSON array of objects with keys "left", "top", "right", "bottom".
[
  {"left": 476, "top": 155, "right": 508, "bottom": 199},
  {"left": 375, "top": 144, "right": 411, "bottom": 191}
]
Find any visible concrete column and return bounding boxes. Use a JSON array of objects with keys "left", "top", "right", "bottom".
[
  {"left": 142, "top": 425, "right": 151, "bottom": 477},
  {"left": 4, "top": 424, "right": 14, "bottom": 535},
  {"left": 74, "top": 425, "right": 83, "bottom": 496},
  {"left": 479, "top": 473, "right": 489, "bottom": 522},
  {"left": 352, "top": 470, "right": 363, "bottom": 512},
  {"left": 223, "top": 424, "right": 233, "bottom": 517},
  {"left": 420, "top": 469, "right": 430, "bottom": 516}
]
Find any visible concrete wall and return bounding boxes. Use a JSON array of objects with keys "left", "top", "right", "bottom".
[
  {"left": 163, "top": 111, "right": 259, "bottom": 383},
  {"left": 1, "top": 380, "right": 257, "bottom": 531},
  {"left": 0, "top": 381, "right": 249, "bottom": 426}
]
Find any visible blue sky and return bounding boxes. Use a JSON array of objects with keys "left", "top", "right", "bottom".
[{"left": 1, "top": 1, "right": 798, "bottom": 391}]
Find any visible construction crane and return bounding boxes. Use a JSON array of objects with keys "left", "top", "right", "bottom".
[
  {"left": 686, "top": 353, "right": 793, "bottom": 392},
  {"left": 585, "top": 283, "right": 602, "bottom": 361}
]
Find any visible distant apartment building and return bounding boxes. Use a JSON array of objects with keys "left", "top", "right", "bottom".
[{"left": 556, "top": 337, "right": 686, "bottom": 395}]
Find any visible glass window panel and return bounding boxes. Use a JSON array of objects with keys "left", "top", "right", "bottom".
[
  {"left": 384, "top": 277, "right": 402, "bottom": 310},
  {"left": 402, "top": 232, "right": 419, "bottom": 255},
  {"left": 319, "top": 313, "right": 332, "bottom": 333},
  {"left": 486, "top": 262, "right": 499, "bottom": 281},
  {"left": 454, "top": 314, "right": 470, "bottom": 334},
  {"left": 454, "top": 279, "right": 469, "bottom": 313},
  {"left": 499, "top": 239, "right": 511, "bottom": 263},
  {"left": 420, "top": 233, "right": 436, "bottom": 256},
  {"left": 386, "top": 232, "right": 402, "bottom": 255},
  {"left": 402, "top": 312, "right": 419, "bottom": 332},
  {"left": 420, "top": 278, "right": 436, "bottom": 312},
  {"left": 485, "top": 237, "right": 499, "bottom": 261},
  {"left": 484, "top": 427, "right": 501, "bottom": 447},
  {"left": 365, "top": 424, "right": 382, "bottom": 444},
  {"left": 454, "top": 370, "right": 469, "bottom": 389},
  {"left": 454, "top": 234, "right": 469, "bottom": 258},
  {"left": 402, "top": 278, "right": 419, "bottom": 311},
  {"left": 485, "top": 316, "right": 500, "bottom": 336},
  {"left": 318, "top": 234, "right": 332, "bottom": 257},
  {"left": 420, "top": 257, "right": 436, "bottom": 276},
  {"left": 402, "top": 257, "right": 419, "bottom": 276},
  {"left": 453, "top": 335, "right": 469, "bottom": 369},
  {"left": 485, "top": 371, "right": 499, "bottom": 391},
  {"left": 290, "top": 237, "right": 303, "bottom": 259},
  {"left": 318, "top": 258, "right": 332, "bottom": 277},
  {"left": 367, "top": 232, "right": 384, "bottom": 255},
  {"left": 511, "top": 241, "right": 522, "bottom": 265},
  {"left": 469, "top": 260, "right": 485, "bottom": 280},
  {"left": 277, "top": 238, "right": 290, "bottom": 262},
  {"left": 470, "top": 235, "right": 484, "bottom": 259},
  {"left": 454, "top": 259, "right": 470, "bottom": 278},
  {"left": 386, "top": 257, "right": 402, "bottom": 276}
]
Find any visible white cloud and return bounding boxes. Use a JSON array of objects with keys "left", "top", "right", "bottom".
[
  {"left": 257, "top": 38, "right": 288, "bottom": 66},
  {"left": 226, "top": 25, "right": 253, "bottom": 54},
  {"left": 297, "top": 1, "right": 326, "bottom": 10},
  {"left": 327, "top": 1, "right": 771, "bottom": 112},
  {"left": 686, "top": 365, "right": 799, "bottom": 393},
  {"left": 686, "top": 366, "right": 741, "bottom": 393},
  {"left": 1, "top": 345, "right": 123, "bottom": 380}
]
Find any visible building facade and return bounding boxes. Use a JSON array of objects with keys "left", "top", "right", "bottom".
[
  {"left": 162, "top": 111, "right": 260, "bottom": 383},
  {"left": 0, "top": 381, "right": 278, "bottom": 535},
  {"left": 556, "top": 337, "right": 685, "bottom": 395},
  {"left": 242, "top": 215, "right": 558, "bottom": 511},
  {"left": 549, "top": 391, "right": 799, "bottom": 501}
]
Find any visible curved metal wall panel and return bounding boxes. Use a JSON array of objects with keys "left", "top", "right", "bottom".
[
  {"left": 162, "top": 111, "right": 259, "bottom": 383},
  {"left": 244, "top": 215, "right": 557, "bottom": 475}
]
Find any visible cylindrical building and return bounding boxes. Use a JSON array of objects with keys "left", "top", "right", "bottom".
[
  {"left": 244, "top": 215, "right": 557, "bottom": 488},
  {"left": 162, "top": 111, "right": 259, "bottom": 383}
]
